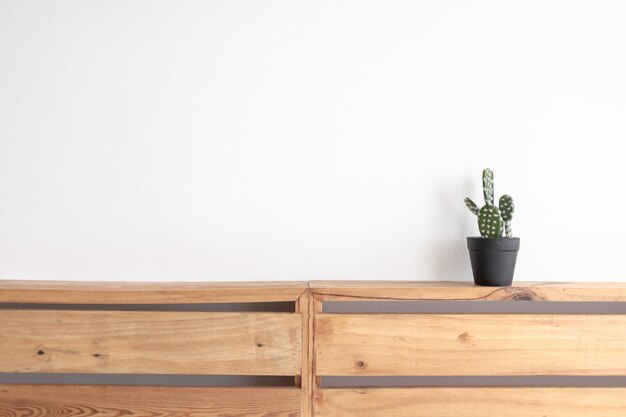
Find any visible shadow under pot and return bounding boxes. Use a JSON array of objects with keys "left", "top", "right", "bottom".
[{"left": 467, "top": 237, "right": 520, "bottom": 286}]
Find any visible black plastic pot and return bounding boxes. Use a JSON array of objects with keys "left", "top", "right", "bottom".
[{"left": 467, "top": 237, "right": 520, "bottom": 286}]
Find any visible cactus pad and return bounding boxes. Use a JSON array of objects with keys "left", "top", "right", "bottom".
[
  {"left": 499, "top": 195, "right": 514, "bottom": 221},
  {"left": 499, "top": 194, "right": 514, "bottom": 237},
  {"left": 478, "top": 205, "right": 502, "bottom": 238},
  {"left": 464, "top": 198, "right": 480, "bottom": 216},
  {"left": 482, "top": 168, "right": 494, "bottom": 205}
]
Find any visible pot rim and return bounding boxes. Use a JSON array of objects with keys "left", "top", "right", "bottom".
[{"left": 467, "top": 236, "right": 520, "bottom": 251}]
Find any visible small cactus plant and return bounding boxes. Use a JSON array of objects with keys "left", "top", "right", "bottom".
[{"left": 465, "top": 168, "right": 515, "bottom": 238}]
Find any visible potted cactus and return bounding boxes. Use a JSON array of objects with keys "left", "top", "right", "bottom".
[{"left": 464, "top": 168, "right": 520, "bottom": 286}]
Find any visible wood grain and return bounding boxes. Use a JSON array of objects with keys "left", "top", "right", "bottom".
[
  {"left": 314, "top": 388, "right": 626, "bottom": 417},
  {"left": 0, "top": 310, "right": 301, "bottom": 375},
  {"left": 310, "top": 281, "right": 626, "bottom": 302},
  {"left": 315, "top": 314, "right": 626, "bottom": 375},
  {"left": 296, "top": 291, "right": 312, "bottom": 417},
  {"left": 0, "top": 280, "right": 307, "bottom": 304},
  {"left": 3, "top": 280, "right": 626, "bottom": 303},
  {"left": 0, "top": 385, "right": 301, "bottom": 417},
  {"left": 311, "top": 296, "right": 323, "bottom": 389}
]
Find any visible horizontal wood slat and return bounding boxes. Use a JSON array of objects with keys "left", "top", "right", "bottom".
[
  {"left": 0, "top": 281, "right": 307, "bottom": 304},
  {"left": 0, "top": 310, "right": 301, "bottom": 375},
  {"left": 314, "top": 388, "right": 626, "bottom": 417},
  {"left": 0, "top": 385, "right": 301, "bottom": 417},
  {"left": 315, "top": 314, "right": 626, "bottom": 375},
  {"left": 310, "top": 281, "right": 626, "bottom": 301},
  {"left": 5, "top": 281, "right": 626, "bottom": 303}
]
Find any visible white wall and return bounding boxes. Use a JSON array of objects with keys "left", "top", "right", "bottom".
[{"left": 1, "top": 0, "right": 625, "bottom": 282}]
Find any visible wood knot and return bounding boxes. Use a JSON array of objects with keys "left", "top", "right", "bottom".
[
  {"left": 256, "top": 343, "right": 263, "bottom": 348},
  {"left": 504, "top": 288, "right": 547, "bottom": 301},
  {"left": 511, "top": 291, "right": 537, "bottom": 301},
  {"left": 457, "top": 332, "right": 475, "bottom": 345},
  {"left": 488, "top": 287, "right": 547, "bottom": 301},
  {"left": 355, "top": 360, "right": 366, "bottom": 369},
  {"left": 37, "top": 350, "right": 45, "bottom": 356}
]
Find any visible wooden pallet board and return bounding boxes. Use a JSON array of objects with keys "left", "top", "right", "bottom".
[
  {"left": 315, "top": 313, "right": 626, "bottom": 376},
  {"left": 314, "top": 388, "right": 626, "bottom": 417},
  {"left": 0, "top": 281, "right": 307, "bottom": 304},
  {"left": 0, "top": 310, "right": 301, "bottom": 375},
  {"left": 310, "top": 281, "right": 626, "bottom": 302},
  {"left": 3, "top": 281, "right": 626, "bottom": 417},
  {"left": 0, "top": 385, "right": 301, "bottom": 417}
]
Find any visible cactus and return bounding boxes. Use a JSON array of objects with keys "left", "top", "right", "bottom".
[
  {"left": 499, "top": 194, "right": 514, "bottom": 237},
  {"left": 483, "top": 168, "right": 494, "bottom": 205},
  {"left": 464, "top": 198, "right": 480, "bottom": 216},
  {"left": 478, "top": 205, "right": 502, "bottom": 238},
  {"left": 465, "top": 168, "right": 515, "bottom": 238}
]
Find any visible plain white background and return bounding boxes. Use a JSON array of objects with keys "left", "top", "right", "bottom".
[{"left": 1, "top": 1, "right": 625, "bottom": 282}]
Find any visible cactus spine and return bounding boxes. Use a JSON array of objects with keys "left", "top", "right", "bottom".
[{"left": 464, "top": 168, "right": 515, "bottom": 238}]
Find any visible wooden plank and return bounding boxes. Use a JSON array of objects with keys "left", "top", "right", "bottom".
[
  {"left": 0, "top": 281, "right": 307, "bottom": 304},
  {"left": 315, "top": 314, "right": 626, "bottom": 376},
  {"left": 5, "top": 280, "right": 626, "bottom": 303},
  {"left": 0, "top": 385, "right": 301, "bottom": 417},
  {"left": 311, "top": 295, "right": 323, "bottom": 389},
  {"left": 314, "top": 388, "right": 626, "bottom": 417},
  {"left": 310, "top": 281, "right": 626, "bottom": 302},
  {"left": 297, "top": 293, "right": 323, "bottom": 417},
  {"left": 296, "top": 291, "right": 312, "bottom": 417},
  {"left": 0, "top": 310, "right": 301, "bottom": 375}
]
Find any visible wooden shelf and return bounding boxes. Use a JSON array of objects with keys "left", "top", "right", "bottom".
[
  {"left": 310, "top": 281, "right": 626, "bottom": 301},
  {"left": 0, "top": 280, "right": 308, "bottom": 304}
]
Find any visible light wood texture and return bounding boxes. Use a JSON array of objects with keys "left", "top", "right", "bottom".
[
  {"left": 315, "top": 314, "right": 626, "bottom": 375},
  {"left": 0, "top": 280, "right": 307, "bottom": 304},
  {"left": 0, "top": 385, "right": 301, "bottom": 417},
  {"left": 314, "top": 388, "right": 626, "bottom": 417},
  {"left": 296, "top": 291, "right": 312, "bottom": 417},
  {"left": 4, "top": 280, "right": 625, "bottom": 303},
  {"left": 310, "top": 281, "right": 626, "bottom": 301},
  {"left": 0, "top": 310, "right": 301, "bottom": 375},
  {"left": 311, "top": 296, "right": 324, "bottom": 389}
]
